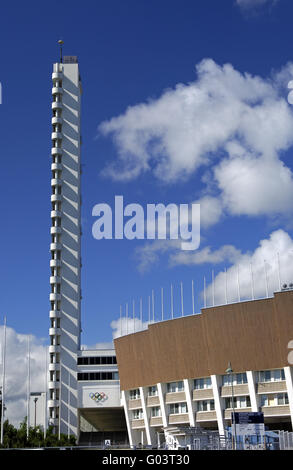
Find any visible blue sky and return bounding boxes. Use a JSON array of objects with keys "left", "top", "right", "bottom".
[{"left": 1, "top": 0, "right": 293, "bottom": 349}]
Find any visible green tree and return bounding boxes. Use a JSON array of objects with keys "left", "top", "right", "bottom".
[{"left": 0, "top": 418, "right": 76, "bottom": 448}]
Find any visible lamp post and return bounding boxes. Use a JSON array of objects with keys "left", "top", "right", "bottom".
[
  {"left": 34, "top": 397, "right": 38, "bottom": 428},
  {"left": 226, "top": 362, "right": 237, "bottom": 449}
]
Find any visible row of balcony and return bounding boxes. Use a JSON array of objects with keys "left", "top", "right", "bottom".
[
  {"left": 49, "top": 310, "right": 61, "bottom": 319},
  {"left": 51, "top": 146, "right": 62, "bottom": 156},
  {"left": 52, "top": 116, "right": 62, "bottom": 126},
  {"left": 128, "top": 382, "right": 289, "bottom": 410},
  {"left": 50, "top": 259, "right": 61, "bottom": 268},
  {"left": 51, "top": 178, "right": 62, "bottom": 187},
  {"left": 52, "top": 71, "right": 63, "bottom": 82},
  {"left": 131, "top": 405, "right": 291, "bottom": 430},
  {"left": 52, "top": 86, "right": 63, "bottom": 96},
  {"left": 49, "top": 71, "right": 63, "bottom": 419},
  {"left": 52, "top": 101, "right": 62, "bottom": 111}
]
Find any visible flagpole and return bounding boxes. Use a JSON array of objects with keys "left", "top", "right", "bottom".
[
  {"left": 140, "top": 298, "right": 142, "bottom": 326},
  {"left": 192, "top": 280, "right": 195, "bottom": 315},
  {"left": 237, "top": 265, "right": 241, "bottom": 302},
  {"left": 58, "top": 360, "right": 62, "bottom": 440},
  {"left": 170, "top": 284, "right": 174, "bottom": 319},
  {"left": 264, "top": 260, "right": 269, "bottom": 298},
  {"left": 250, "top": 263, "right": 255, "bottom": 300},
  {"left": 225, "top": 268, "right": 228, "bottom": 305},
  {"left": 0, "top": 316, "right": 7, "bottom": 445},
  {"left": 180, "top": 282, "right": 184, "bottom": 316},
  {"left": 212, "top": 270, "right": 215, "bottom": 307},
  {"left": 67, "top": 369, "right": 70, "bottom": 440},
  {"left": 26, "top": 335, "right": 30, "bottom": 439},
  {"left": 152, "top": 290, "right": 155, "bottom": 323},
  {"left": 277, "top": 252, "right": 281, "bottom": 290},
  {"left": 44, "top": 346, "right": 47, "bottom": 439},
  {"left": 120, "top": 305, "right": 122, "bottom": 336},
  {"left": 133, "top": 299, "right": 135, "bottom": 333}
]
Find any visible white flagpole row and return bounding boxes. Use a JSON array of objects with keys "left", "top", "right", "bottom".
[{"left": 118, "top": 253, "right": 287, "bottom": 335}]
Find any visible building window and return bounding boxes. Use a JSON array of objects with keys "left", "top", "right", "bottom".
[
  {"left": 222, "top": 373, "right": 247, "bottom": 386},
  {"left": 277, "top": 393, "right": 289, "bottom": 405},
  {"left": 129, "top": 389, "right": 141, "bottom": 400},
  {"left": 169, "top": 402, "right": 187, "bottom": 414},
  {"left": 77, "top": 356, "right": 117, "bottom": 365},
  {"left": 236, "top": 373, "right": 248, "bottom": 384},
  {"left": 132, "top": 409, "right": 144, "bottom": 420},
  {"left": 197, "top": 400, "right": 215, "bottom": 412},
  {"left": 225, "top": 396, "right": 251, "bottom": 409},
  {"left": 77, "top": 371, "right": 118, "bottom": 381},
  {"left": 167, "top": 381, "right": 184, "bottom": 393},
  {"left": 150, "top": 406, "right": 161, "bottom": 417},
  {"left": 148, "top": 386, "right": 158, "bottom": 396},
  {"left": 261, "top": 393, "right": 289, "bottom": 407},
  {"left": 194, "top": 377, "right": 212, "bottom": 389},
  {"left": 238, "top": 396, "right": 251, "bottom": 408},
  {"left": 260, "top": 395, "right": 268, "bottom": 407},
  {"left": 222, "top": 375, "right": 232, "bottom": 386},
  {"left": 258, "top": 369, "right": 285, "bottom": 383}
]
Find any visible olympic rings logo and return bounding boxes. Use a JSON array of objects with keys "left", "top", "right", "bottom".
[{"left": 89, "top": 391, "right": 108, "bottom": 403}]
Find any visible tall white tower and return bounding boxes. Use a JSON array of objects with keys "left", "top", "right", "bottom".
[{"left": 48, "top": 53, "right": 82, "bottom": 436}]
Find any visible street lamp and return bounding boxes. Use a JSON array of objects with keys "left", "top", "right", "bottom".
[
  {"left": 226, "top": 362, "right": 237, "bottom": 449},
  {"left": 34, "top": 397, "right": 38, "bottom": 428}
]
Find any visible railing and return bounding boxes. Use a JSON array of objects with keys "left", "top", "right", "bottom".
[{"left": 279, "top": 430, "right": 293, "bottom": 450}]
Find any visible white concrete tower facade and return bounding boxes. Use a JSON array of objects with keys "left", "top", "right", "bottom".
[{"left": 49, "top": 57, "right": 82, "bottom": 436}]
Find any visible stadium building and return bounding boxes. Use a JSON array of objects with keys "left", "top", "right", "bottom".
[
  {"left": 114, "top": 290, "right": 293, "bottom": 448},
  {"left": 47, "top": 50, "right": 293, "bottom": 447}
]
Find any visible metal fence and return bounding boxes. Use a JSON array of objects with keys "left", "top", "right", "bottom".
[{"left": 279, "top": 431, "right": 293, "bottom": 450}]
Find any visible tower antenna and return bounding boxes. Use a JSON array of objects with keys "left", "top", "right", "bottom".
[{"left": 58, "top": 39, "right": 64, "bottom": 63}]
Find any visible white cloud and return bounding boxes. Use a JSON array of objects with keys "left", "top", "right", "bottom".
[
  {"left": 135, "top": 239, "right": 181, "bottom": 273},
  {"left": 204, "top": 229, "right": 293, "bottom": 306},
  {"left": 81, "top": 342, "right": 114, "bottom": 350},
  {"left": 195, "top": 195, "right": 223, "bottom": 228},
  {"left": 134, "top": 238, "right": 241, "bottom": 273},
  {"left": 99, "top": 59, "right": 293, "bottom": 183},
  {"left": 110, "top": 316, "right": 149, "bottom": 339},
  {"left": 99, "top": 59, "right": 293, "bottom": 226},
  {"left": 169, "top": 244, "right": 241, "bottom": 267},
  {"left": 236, "top": 0, "right": 279, "bottom": 11},
  {"left": 214, "top": 152, "right": 293, "bottom": 216},
  {"left": 0, "top": 326, "right": 47, "bottom": 427}
]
